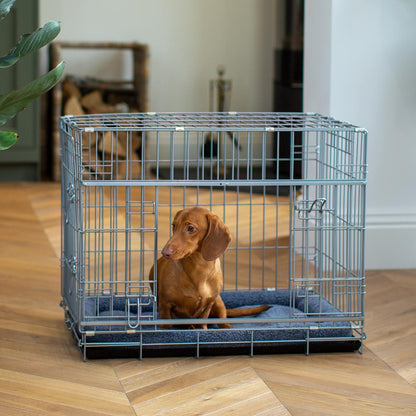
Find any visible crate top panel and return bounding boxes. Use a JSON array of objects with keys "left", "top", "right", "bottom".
[{"left": 60, "top": 112, "right": 367, "bottom": 133}]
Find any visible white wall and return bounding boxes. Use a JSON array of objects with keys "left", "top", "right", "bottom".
[
  {"left": 40, "top": 0, "right": 276, "bottom": 113},
  {"left": 304, "top": 0, "right": 416, "bottom": 269}
]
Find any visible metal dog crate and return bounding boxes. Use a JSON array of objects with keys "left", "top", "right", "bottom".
[{"left": 59, "top": 112, "right": 367, "bottom": 359}]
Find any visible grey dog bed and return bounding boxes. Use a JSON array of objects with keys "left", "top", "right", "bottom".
[{"left": 81, "top": 290, "right": 361, "bottom": 357}]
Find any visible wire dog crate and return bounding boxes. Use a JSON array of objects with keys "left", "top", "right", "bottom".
[{"left": 60, "top": 112, "right": 367, "bottom": 359}]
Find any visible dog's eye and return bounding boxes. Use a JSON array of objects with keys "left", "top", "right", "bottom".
[{"left": 186, "top": 225, "right": 196, "bottom": 233}]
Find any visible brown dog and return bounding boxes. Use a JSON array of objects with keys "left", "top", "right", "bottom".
[{"left": 149, "top": 206, "right": 269, "bottom": 329}]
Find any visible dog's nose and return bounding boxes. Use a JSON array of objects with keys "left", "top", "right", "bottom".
[{"left": 162, "top": 247, "right": 173, "bottom": 259}]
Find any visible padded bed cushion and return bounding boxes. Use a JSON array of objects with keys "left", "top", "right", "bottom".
[{"left": 81, "top": 290, "right": 360, "bottom": 357}]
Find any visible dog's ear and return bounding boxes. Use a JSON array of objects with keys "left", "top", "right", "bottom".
[{"left": 201, "top": 213, "right": 231, "bottom": 261}]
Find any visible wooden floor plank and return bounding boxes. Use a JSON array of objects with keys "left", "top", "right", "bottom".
[
  {"left": 119, "top": 357, "right": 239, "bottom": 394},
  {"left": 0, "top": 351, "right": 124, "bottom": 392},
  {"left": 0, "top": 368, "right": 134, "bottom": 416},
  {"left": 0, "top": 395, "right": 118, "bottom": 416},
  {"left": 365, "top": 270, "right": 416, "bottom": 387},
  {"left": 131, "top": 366, "right": 286, "bottom": 416},
  {"left": 369, "top": 333, "right": 416, "bottom": 386},
  {"left": 114, "top": 356, "right": 290, "bottom": 415},
  {"left": 22, "top": 182, "right": 61, "bottom": 258},
  {"left": 204, "top": 392, "right": 291, "bottom": 416}
]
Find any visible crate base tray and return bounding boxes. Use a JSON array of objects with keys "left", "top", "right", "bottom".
[
  {"left": 73, "top": 290, "right": 363, "bottom": 358},
  {"left": 85, "top": 339, "right": 362, "bottom": 359}
]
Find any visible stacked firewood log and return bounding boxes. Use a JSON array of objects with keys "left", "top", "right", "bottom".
[{"left": 62, "top": 76, "right": 142, "bottom": 179}]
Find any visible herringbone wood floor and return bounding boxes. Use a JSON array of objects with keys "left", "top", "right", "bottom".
[{"left": 0, "top": 182, "right": 415, "bottom": 415}]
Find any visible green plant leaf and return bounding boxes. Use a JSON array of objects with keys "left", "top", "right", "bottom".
[
  {"left": 11, "top": 21, "right": 61, "bottom": 57},
  {"left": 0, "top": 130, "right": 18, "bottom": 150},
  {"left": 0, "top": 54, "right": 19, "bottom": 69},
  {"left": 0, "top": 61, "right": 65, "bottom": 126},
  {"left": 0, "top": 21, "right": 61, "bottom": 69},
  {"left": 0, "top": 0, "right": 16, "bottom": 21}
]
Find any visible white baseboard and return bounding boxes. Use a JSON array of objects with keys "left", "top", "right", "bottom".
[{"left": 365, "top": 210, "right": 416, "bottom": 270}]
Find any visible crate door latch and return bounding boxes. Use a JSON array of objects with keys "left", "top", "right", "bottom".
[{"left": 296, "top": 198, "right": 327, "bottom": 220}]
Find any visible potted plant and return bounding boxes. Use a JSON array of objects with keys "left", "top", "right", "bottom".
[{"left": 0, "top": 0, "right": 64, "bottom": 150}]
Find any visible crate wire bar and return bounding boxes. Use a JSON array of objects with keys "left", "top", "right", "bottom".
[{"left": 60, "top": 112, "right": 367, "bottom": 359}]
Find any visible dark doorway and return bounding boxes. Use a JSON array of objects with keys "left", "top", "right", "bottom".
[{"left": 273, "top": 0, "right": 304, "bottom": 180}]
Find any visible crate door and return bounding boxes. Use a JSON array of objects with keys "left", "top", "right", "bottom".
[
  {"left": 80, "top": 185, "right": 158, "bottom": 329},
  {"left": 291, "top": 184, "right": 365, "bottom": 318},
  {"left": 290, "top": 187, "right": 328, "bottom": 315},
  {"left": 60, "top": 129, "right": 81, "bottom": 321},
  {"left": 121, "top": 186, "right": 158, "bottom": 322}
]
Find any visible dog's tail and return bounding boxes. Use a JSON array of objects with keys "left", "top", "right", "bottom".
[{"left": 226, "top": 305, "right": 270, "bottom": 317}]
